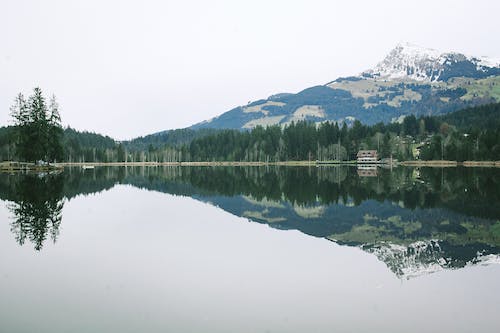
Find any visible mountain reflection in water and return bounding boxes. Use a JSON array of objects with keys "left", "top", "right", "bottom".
[{"left": 1, "top": 166, "right": 499, "bottom": 279}]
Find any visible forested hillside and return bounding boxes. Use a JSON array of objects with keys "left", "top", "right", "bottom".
[
  {"left": 62, "top": 127, "right": 119, "bottom": 162},
  {"left": 439, "top": 103, "right": 500, "bottom": 131},
  {"left": 125, "top": 128, "right": 221, "bottom": 150},
  {"left": 183, "top": 103, "right": 500, "bottom": 162}
]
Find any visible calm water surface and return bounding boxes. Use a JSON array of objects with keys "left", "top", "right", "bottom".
[{"left": 1, "top": 166, "right": 499, "bottom": 333}]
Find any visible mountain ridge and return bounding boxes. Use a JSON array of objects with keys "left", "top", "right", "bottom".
[{"left": 189, "top": 42, "right": 500, "bottom": 131}]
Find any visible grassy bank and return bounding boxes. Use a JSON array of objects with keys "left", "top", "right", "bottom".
[
  {"left": 55, "top": 160, "right": 365, "bottom": 167},
  {"left": 56, "top": 161, "right": 321, "bottom": 167},
  {"left": 401, "top": 160, "right": 500, "bottom": 167},
  {"left": 3, "top": 160, "right": 499, "bottom": 171},
  {"left": 58, "top": 160, "right": 500, "bottom": 168}
]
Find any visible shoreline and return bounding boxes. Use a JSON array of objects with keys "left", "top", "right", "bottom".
[
  {"left": 400, "top": 160, "right": 500, "bottom": 167},
  {"left": 0, "top": 162, "right": 63, "bottom": 172},
  {"left": 56, "top": 160, "right": 500, "bottom": 168},
  {"left": 2, "top": 160, "right": 500, "bottom": 172}
]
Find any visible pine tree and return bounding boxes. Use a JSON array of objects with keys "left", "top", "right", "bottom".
[
  {"left": 9, "top": 88, "right": 64, "bottom": 164},
  {"left": 28, "top": 87, "right": 49, "bottom": 163},
  {"left": 117, "top": 143, "right": 126, "bottom": 162},
  {"left": 47, "top": 95, "right": 64, "bottom": 162},
  {"left": 9, "top": 93, "right": 30, "bottom": 161}
]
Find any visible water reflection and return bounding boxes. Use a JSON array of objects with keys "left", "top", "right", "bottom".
[
  {"left": 1, "top": 166, "right": 499, "bottom": 277},
  {"left": 5, "top": 172, "right": 65, "bottom": 251}
]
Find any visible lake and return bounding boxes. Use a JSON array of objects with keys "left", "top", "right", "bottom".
[{"left": 1, "top": 166, "right": 499, "bottom": 333}]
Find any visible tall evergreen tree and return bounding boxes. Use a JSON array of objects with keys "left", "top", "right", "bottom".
[
  {"left": 28, "top": 87, "right": 49, "bottom": 162},
  {"left": 47, "top": 95, "right": 64, "bottom": 162},
  {"left": 9, "top": 93, "right": 30, "bottom": 160},
  {"left": 10, "top": 88, "right": 63, "bottom": 163}
]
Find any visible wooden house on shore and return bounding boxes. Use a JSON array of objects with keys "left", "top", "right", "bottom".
[{"left": 356, "top": 150, "right": 379, "bottom": 164}]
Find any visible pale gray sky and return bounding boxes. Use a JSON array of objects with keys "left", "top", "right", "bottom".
[{"left": 1, "top": 0, "right": 499, "bottom": 140}]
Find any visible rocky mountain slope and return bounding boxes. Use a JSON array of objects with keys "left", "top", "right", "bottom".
[{"left": 191, "top": 43, "right": 500, "bottom": 130}]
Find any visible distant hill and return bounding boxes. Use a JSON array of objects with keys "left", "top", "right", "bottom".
[{"left": 189, "top": 42, "right": 500, "bottom": 130}]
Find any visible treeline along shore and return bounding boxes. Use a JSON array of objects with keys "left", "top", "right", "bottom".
[{"left": 1, "top": 89, "right": 500, "bottom": 168}]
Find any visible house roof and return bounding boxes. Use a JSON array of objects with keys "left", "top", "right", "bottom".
[{"left": 357, "top": 150, "right": 378, "bottom": 157}]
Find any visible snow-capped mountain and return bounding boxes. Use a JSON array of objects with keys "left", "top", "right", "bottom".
[
  {"left": 363, "top": 240, "right": 500, "bottom": 280},
  {"left": 184, "top": 42, "right": 500, "bottom": 130},
  {"left": 364, "top": 42, "right": 500, "bottom": 82}
]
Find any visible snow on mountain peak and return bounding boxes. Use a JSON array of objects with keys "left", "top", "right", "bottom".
[
  {"left": 367, "top": 42, "right": 447, "bottom": 82},
  {"left": 477, "top": 56, "right": 500, "bottom": 68},
  {"left": 364, "top": 42, "right": 500, "bottom": 82},
  {"left": 393, "top": 42, "right": 442, "bottom": 59}
]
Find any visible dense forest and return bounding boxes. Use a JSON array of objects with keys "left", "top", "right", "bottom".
[
  {"left": 125, "top": 128, "right": 223, "bottom": 150},
  {"left": 1, "top": 102, "right": 499, "bottom": 163}
]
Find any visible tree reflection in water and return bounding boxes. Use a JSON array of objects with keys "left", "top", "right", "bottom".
[
  {"left": 8, "top": 172, "right": 64, "bottom": 251},
  {"left": 1, "top": 166, "right": 500, "bottom": 278}
]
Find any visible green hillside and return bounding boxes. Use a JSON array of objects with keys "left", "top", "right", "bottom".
[{"left": 191, "top": 76, "right": 500, "bottom": 131}]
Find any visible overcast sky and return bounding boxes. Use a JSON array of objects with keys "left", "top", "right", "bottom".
[{"left": 1, "top": 0, "right": 499, "bottom": 140}]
